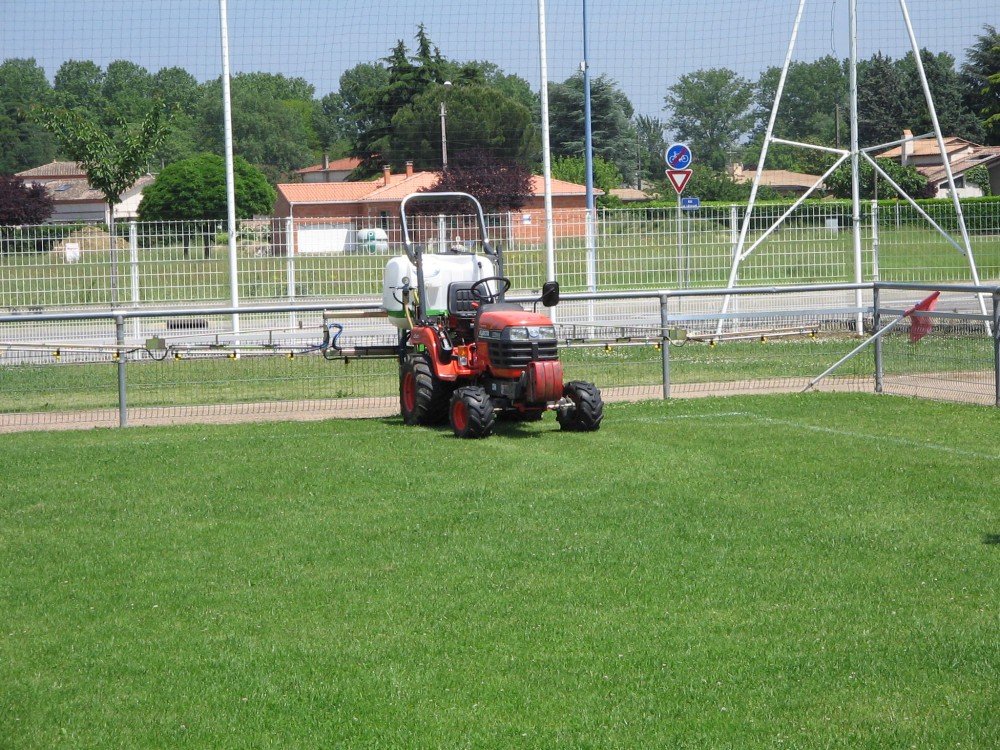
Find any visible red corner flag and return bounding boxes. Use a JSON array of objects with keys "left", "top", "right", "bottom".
[{"left": 903, "top": 291, "right": 940, "bottom": 343}]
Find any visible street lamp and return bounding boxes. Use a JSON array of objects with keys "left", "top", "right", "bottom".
[{"left": 440, "top": 80, "right": 452, "bottom": 170}]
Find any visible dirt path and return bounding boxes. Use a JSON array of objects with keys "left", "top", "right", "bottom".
[{"left": 1, "top": 376, "right": 993, "bottom": 434}]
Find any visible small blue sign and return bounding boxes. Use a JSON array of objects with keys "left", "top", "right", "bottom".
[
  {"left": 681, "top": 196, "right": 701, "bottom": 211},
  {"left": 666, "top": 143, "right": 693, "bottom": 170}
]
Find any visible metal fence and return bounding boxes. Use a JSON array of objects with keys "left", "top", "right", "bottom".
[
  {"left": 2, "top": 282, "right": 997, "bottom": 432},
  {"left": 3, "top": 200, "right": 998, "bottom": 316}
]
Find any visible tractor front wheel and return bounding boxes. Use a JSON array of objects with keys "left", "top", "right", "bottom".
[
  {"left": 400, "top": 354, "right": 452, "bottom": 425},
  {"left": 449, "top": 386, "right": 496, "bottom": 439},
  {"left": 556, "top": 381, "right": 604, "bottom": 432}
]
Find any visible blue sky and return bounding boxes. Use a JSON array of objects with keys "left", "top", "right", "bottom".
[{"left": 4, "top": 0, "right": 995, "bottom": 119}]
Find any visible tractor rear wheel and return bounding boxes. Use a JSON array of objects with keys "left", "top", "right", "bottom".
[
  {"left": 449, "top": 386, "right": 496, "bottom": 439},
  {"left": 556, "top": 381, "right": 604, "bottom": 432},
  {"left": 400, "top": 354, "right": 452, "bottom": 425}
]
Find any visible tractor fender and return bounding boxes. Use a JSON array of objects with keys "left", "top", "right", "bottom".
[{"left": 408, "top": 326, "right": 463, "bottom": 381}]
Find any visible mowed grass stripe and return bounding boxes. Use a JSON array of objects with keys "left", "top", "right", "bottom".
[
  {"left": 624, "top": 409, "right": 1000, "bottom": 460},
  {"left": 2, "top": 394, "right": 999, "bottom": 749}
]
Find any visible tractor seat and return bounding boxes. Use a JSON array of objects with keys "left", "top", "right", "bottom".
[
  {"left": 447, "top": 282, "right": 479, "bottom": 319},
  {"left": 448, "top": 281, "right": 525, "bottom": 320}
]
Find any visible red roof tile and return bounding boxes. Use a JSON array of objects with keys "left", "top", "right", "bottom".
[
  {"left": 16, "top": 161, "right": 88, "bottom": 178},
  {"left": 295, "top": 156, "right": 363, "bottom": 174},
  {"left": 276, "top": 170, "right": 596, "bottom": 207}
]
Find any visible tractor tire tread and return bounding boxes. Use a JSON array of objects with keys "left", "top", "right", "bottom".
[
  {"left": 400, "top": 354, "right": 452, "bottom": 425},
  {"left": 450, "top": 386, "right": 496, "bottom": 439},
  {"left": 557, "top": 380, "right": 604, "bottom": 432}
]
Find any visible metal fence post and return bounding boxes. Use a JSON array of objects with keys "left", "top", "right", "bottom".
[
  {"left": 285, "top": 215, "right": 296, "bottom": 329},
  {"left": 873, "top": 285, "right": 883, "bottom": 393},
  {"left": 129, "top": 220, "right": 141, "bottom": 341},
  {"left": 660, "top": 293, "right": 670, "bottom": 399},
  {"left": 116, "top": 314, "right": 128, "bottom": 427},
  {"left": 870, "top": 200, "right": 880, "bottom": 281},
  {"left": 993, "top": 291, "right": 1000, "bottom": 407}
]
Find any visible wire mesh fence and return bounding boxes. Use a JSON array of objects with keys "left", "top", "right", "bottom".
[
  {"left": 3, "top": 199, "right": 998, "bottom": 312},
  {"left": 2, "top": 284, "right": 997, "bottom": 432},
  {"left": 875, "top": 302, "right": 997, "bottom": 405}
]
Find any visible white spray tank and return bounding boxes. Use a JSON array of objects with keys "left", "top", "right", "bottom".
[
  {"left": 383, "top": 252, "right": 496, "bottom": 329},
  {"left": 381, "top": 193, "right": 501, "bottom": 330}
]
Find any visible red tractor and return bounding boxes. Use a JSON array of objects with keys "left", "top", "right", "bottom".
[{"left": 382, "top": 192, "right": 603, "bottom": 438}]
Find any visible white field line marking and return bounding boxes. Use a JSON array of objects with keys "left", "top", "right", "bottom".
[{"left": 625, "top": 411, "right": 999, "bottom": 461}]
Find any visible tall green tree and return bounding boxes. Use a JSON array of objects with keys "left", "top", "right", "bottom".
[
  {"left": 897, "top": 49, "right": 985, "bottom": 142},
  {"left": 551, "top": 154, "right": 622, "bottom": 206},
  {"left": 138, "top": 153, "right": 275, "bottom": 257},
  {"left": 32, "top": 104, "right": 170, "bottom": 213},
  {"left": 153, "top": 67, "right": 202, "bottom": 111},
  {"left": 53, "top": 60, "right": 105, "bottom": 113},
  {"left": 460, "top": 61, "right": 538, "bottom": 113},
  {"left": 149, "top": 67, "right": 204, "bottom": 166},
  {"left": 857, "top": 53, "right": 907, "bottom": 148},
  {"left": 388, "top": 82, "right": 538, "bottom": 169},
  {"left": 344, "top": 27, "right": 538, "bottom": 175},
  {"left": 334, "top": 62, "right": 391, "bottom": 151},
  {"left": 195, "top": 73, "right": 316, "bottom": 180},
  {"left": 755, "top": 56, "right": 848, "bottom": 147},
  {"left": 664, "top": 68, "right": 755, "bottom": 171},
  {"left": 548, "top": 73, "right": 635, "bottom": 184},
  {"left": 0, "top": 58, "right": 57, "bottom": 173},
  {"left": 961, "top": 24, "right": 1000, "bottom": 145},
  {"left": 825, "top": 158, "right": 931, "bottom": 199},
  {"left": 634, "top": 114, "right": 667, "bottom": 189},
  {"left": 102, "top": 60, "right": 154, "bottom": 126},
  {"left": 314, "top": 91, "right": 352, "bottom": 157},
  {"left": 32, "top": 102, "right": 172, "bottom": 303},
  {"left": 351, "top": 26, "right": 451, "bottom": 166}
]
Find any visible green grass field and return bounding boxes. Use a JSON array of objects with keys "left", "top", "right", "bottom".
[{"left": 3, "top": 393, "right": 999, "bottom": 749}]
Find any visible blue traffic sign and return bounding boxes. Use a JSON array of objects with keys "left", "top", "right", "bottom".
[
  {"left": 666, "top": 143, "right": 692, "bottom": 170},
  {"left": 681, "top": 196, "right": 701, "bottom": 211}
]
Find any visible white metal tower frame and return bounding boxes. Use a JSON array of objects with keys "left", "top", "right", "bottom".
[{"left": 717, "top": 0, "right": 987, "bottom": 335}]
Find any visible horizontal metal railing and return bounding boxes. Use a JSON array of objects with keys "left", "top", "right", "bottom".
[{"left": 2, "top": 282, "right": 999, "bottom": 431}]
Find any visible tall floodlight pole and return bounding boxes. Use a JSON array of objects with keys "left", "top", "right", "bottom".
[
  {"left": 219, "top": 0, "right": 240, "bottom": 335},
  {"left": 440, "top": 101, "right": 448, "bottom": 170},
  {"left": 538, "top": 0, "right": 556, "bottom": 285},
  {"left": 849, "top": 0, "right": 864, "bottom": 333},
  {"left": 583, "top": 0, "right": 597, "bottom": 294}
]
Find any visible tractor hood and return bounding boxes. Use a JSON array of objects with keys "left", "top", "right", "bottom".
[{"left": 477, "top": 308, "right": 555, "bottom": 334}]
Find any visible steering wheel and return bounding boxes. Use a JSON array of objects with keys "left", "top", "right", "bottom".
[{"left": 470, "top": 276, "right": 511, "bottom": 305}]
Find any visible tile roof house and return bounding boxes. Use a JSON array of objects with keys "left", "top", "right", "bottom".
[
  {"left": 15, "top": 161, "right": 154, "bottom": 223},
  {"left": 272, "top": 162, "right": 599, "bottom": 255},
  {"left": 293, "top": 155, "right": 363, "bottom": 183},
  {"left": 876, "top": 130, "right": 1000, "bottom": 197},
  {"left": 731, "top": 164, "right": 822, "bottom": 197}
]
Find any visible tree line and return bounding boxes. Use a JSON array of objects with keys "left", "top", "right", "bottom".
[{"left": 1, "top": 23, "right": 997, "bottom": 205}]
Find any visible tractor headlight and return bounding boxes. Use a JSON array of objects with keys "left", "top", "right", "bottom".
[{"left": 507, "top": 326, "right": 556, "bottom": 341}]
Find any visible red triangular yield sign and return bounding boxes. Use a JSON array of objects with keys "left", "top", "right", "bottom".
[{"left": 667, "top": 169, "right": 692, "bottom": 194}]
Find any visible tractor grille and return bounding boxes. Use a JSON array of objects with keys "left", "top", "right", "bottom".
[{"left": 486, "top": 340, "right": 559, "bottom": 370}]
